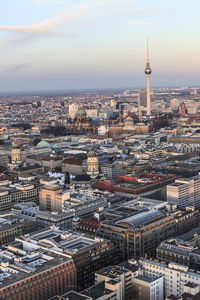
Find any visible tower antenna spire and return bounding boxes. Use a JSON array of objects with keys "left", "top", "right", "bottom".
[
  {"left": 144, "top": 36, "right": 152, "bottom": 116},
  {"left": 147, "top": 36, "right": 149, "bottom": 63}
]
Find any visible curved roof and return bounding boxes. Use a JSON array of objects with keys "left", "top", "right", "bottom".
[
  {"left": 75, "top": 107, "right": 87, "bottom": 117},
  {"left": 12, "top": 142, "right": 20, "bottom": 149},
  {"left": 116, "top": 210, "right": 165, "bottom": 229},
  {"left": 36, "top": 141, "right": 51, "bottom": 149}
]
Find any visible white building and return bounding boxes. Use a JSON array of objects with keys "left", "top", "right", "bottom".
[
  {"left": 167, "top": 175, "right": 200, "bottom": 208},
  {"left": 132, "top": 275, "right": 164, "bottom": 300},
  {"left": 95, "top": 266, "right": 133, "bottom": 300},
  {"left": 140, "top": 259, "right": 200, "bottom": 298}
]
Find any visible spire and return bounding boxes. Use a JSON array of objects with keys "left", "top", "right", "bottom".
[
  {"left": 147, "top": 36, "right": 149, "bottom": 63},
  {"left": 144, "top": 36, "right": 152, "bottom": 117},
  {"left": 145, "top": 36, "right": 152, "bottom": 74}
]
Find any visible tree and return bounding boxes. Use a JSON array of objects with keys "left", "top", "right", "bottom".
[
  {"left": 64, "top": 172, "right": 70, "bottom": 185},
  {"left": 32, "top": 138, "right": 41, "bottom": 146}
]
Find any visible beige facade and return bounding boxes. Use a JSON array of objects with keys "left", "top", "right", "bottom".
[
  {"left": 11, "top": 144, "right": 21, "bottom": 163},
  {"left": 39, "top": 185, "right": 70, "bottom": 212},
  {"left": 87, "top": 150, "right": 99, "bottom": 178}
]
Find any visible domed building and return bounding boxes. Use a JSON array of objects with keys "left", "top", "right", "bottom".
[
  {"left": 75, "top": 107, "right": 87, "bottom": 118},
  {"left": 8, "top": 142, "right": 22, "bottom": 169},
  {"left": 36, "top": 141, "right": 52, "bottom": 149},
  {"left": 86, "top": 148, "right": 99, "bottom": 178},
  {"left": 66, "top": 105, "right": 93, "bottom": 134},
  {"left": 11, "top": 142, "right": 22, "bottom": 164},
  {"left": 124, "top": 116, "right": 134, "bottom": 129}
]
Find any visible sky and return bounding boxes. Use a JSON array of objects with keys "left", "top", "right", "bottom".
[{"left": 0, "top": 0, "right": 199, "bottom": 92}]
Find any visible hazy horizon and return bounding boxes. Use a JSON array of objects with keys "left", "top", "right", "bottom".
[{"left": 0, "top": 0, "right": 200, "bottom": 92}]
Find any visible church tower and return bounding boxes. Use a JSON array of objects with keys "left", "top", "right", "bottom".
[
  {"left": 11, "top": 142, "right": 22, "bottom": 164},
  {"left": 86, "top": 148, "right": 99, "bottom": 178}
]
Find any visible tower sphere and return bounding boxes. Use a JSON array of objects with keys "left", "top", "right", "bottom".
[{"left": 145, "top": 67, "right": 152, "bottom": 75}]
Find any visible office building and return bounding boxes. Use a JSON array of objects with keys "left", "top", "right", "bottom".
[
  {"left": 97, "top": 206, "right": 200, "bottom": 260},
  {"left": 132, "top": 275, "right": 164, "bottom": 300},
  {"left": 167, "top": 175, "right": 200, "bottom": 208},
  {"left": 0, "top": 182, "right": 41, "bottom": 211},
  {"left": 141, "top": 259, "right": 200, "bottom": 298},
  {"left": 17, "top": 227, "right": 119, "bottom": 291},
  {"left": 0, "top": 241, "right": 76, "bottom": 300},
  {"left": 39, "top": 184, "right": 70, "bottom": 212},
  {"left": 139, "top": 89, "right": 147, "bottom": 108},
  {"left": 95, "top": 266, "right": 133, "bottom": 300}
]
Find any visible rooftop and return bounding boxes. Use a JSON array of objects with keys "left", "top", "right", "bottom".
[{"left": 116, "top": 209, "right": 166, "bottom": 229}]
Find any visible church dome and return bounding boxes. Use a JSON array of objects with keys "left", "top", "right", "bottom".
[
  {"left": 12, "top": 142, "right": 20, "bottom": 149},
  {"left": 36, "top": 141, "right": 51, "bottom": 148},
  {"left": 75, "top": 107, "right": 87, "bottom": 117},
  {"left": 88, "top": 149, "right": 96, "bottom": 157}
]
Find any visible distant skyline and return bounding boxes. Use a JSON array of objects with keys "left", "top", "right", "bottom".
[{"left": 0, "top": 0, "right": 200, "bottom": 92}]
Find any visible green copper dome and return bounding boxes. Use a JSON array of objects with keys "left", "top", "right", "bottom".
[{"left": 36, "top": 141, "right": 51, "bottom": 148}]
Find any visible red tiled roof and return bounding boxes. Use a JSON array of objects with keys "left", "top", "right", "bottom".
[
  {"left": 41, "top": 157, "right": 62, "bottom": 161},
  {"left": 62, "top": 157, "right": 83, "bottom": 166},
  {"left": 79, "top": 217, "right": 100, "bottom": 230},
  {"left": 0, "top": 174, "right": 13, "bottom": 181},
  {"left": 0, "top": 166, "right": 7, "bottom": 173}
]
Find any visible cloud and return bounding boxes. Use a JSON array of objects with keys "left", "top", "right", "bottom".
[
  {"left": 0, "top": 0, "right": 136, "bottom": 43},
  {"left": 0, "top": 25, "right": 50, "bottom": 35},
  {"left": 2, "top": 63, "right": 32, "bottom": 73},
  {"left": 128, "top": 20, "right": 151, "bottom": 26}
]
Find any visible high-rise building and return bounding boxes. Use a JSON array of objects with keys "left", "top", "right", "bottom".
[
  {"left": 138, "top": 89, "right": 147, "bottom": 107},
  {"left": 144, "top": 37, "right": 152, "bottom": 116},
  {"left": 180, "top": 102, "right": 186, "bottom": 116}
]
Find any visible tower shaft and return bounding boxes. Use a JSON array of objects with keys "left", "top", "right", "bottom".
[{"left": 146, "top": 74, "right": 151, "bottom": 116}]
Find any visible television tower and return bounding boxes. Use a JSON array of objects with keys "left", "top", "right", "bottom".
[{"left": 144, "top": 37, "right": 152, "bottom": 116}]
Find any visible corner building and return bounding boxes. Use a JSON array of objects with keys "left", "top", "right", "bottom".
[{"left": 0, "top": 257, "right": 76, "bottom": 300}]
